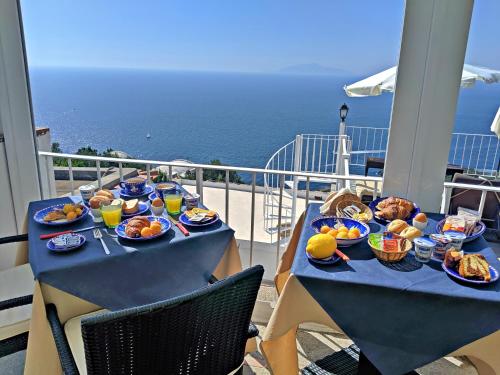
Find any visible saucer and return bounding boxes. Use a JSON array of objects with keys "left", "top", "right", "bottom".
[{"left": 120, "top": 185, "right": 154, "bottom": 198}]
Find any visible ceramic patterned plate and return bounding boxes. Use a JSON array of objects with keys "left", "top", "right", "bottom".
[
  {"left": 119, "top": 185, "right": 154, "bottom": 199},
  {"left": 368, "top": 197, "right": 420, "bottom": 225},
  {"left": 435, "top": 219, "right": 486, "bottom": 243},
  {"left": 115, "top": 216, "right": 171, "bottom": 241},
  {"left": 310, "top": 216, "right": 369, "bottom": 247},
  {"left": 47, "top": 233, "right": 86, "bottom": 253},
  {"left": 121, "top": 202, "right": 150, "bottom": 218},
  {"left": 442, "top": 262, "right": 499, "bottom": 285},
  {"left": 34, "top": 204, "right": 89, "bottom": 226},
  {"left": 306, "top": 252, "right": 341, "bottom": 266},
  {"left": 178, "top": 212, "right": 220, "bottom": 227}
]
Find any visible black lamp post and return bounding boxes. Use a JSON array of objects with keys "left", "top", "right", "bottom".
[{"left": 339, "top": 103, "right": 349, "bottom": 122}]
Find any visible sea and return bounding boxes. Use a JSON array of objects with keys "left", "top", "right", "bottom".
[{"left": 29, "top": 67, "right": 500, "bottom": 182}]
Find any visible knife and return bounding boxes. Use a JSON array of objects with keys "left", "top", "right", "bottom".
[
  {"left": 168, "top": 215, "right": 190, "bottom": 236},
  {"left": 335, "top": 248, "right": 350, "bottom": 262},
  {"left": 40, "top": 225, "right": 98, "bottom": 240}
]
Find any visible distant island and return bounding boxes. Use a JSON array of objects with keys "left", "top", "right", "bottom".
[{"left": 278, "top": 63, "right": 348, "bottom": 76}]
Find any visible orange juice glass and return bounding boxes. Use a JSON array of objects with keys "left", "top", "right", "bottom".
[
  {"left": 165, "top": 194, "right": 183, "bottom": 215},
  {"left": 101, "top": 202, "right": 122, "bottom": 228}
]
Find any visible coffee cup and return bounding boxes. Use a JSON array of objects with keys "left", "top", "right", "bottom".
[
  {"left": 120, "top": 177, "right": 146, "bottom": 195},
  {"left": 155, "top": 182, "right": 177, "bottom": 200}
]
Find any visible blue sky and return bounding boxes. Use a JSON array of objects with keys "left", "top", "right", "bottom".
[{"left": 20, "top": 0, "right": 500, "bottom": 75}]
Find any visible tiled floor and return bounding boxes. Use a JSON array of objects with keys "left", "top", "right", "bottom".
[{"left": 242, "top": 324, "right": 479, "bottom": 374}]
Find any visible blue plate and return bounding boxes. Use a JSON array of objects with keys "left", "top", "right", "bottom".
[
  {"left": 311, "top": 216, "right": 369, "bottom": 247},
  {"left": 435, "top": 219, "right": 486, "bottom": 243},
  {"left": 369, "top": 197, "right": 420, "bottom": 225},
  {"left": 34, "top": 204, "right": 89, "bottom": 226},
  {"left": 442, "top": 262, "right": 499, "bottom": 285},
  {"left": 47, "top": 233, "right": 86, "bottom": 253},
  {"left": 119, "top": 185, "right": 154, "bottom": 198},
  {"left": 115, "top": 216, "right": 171, "bottom": 241},
  {"left": 121, "top": 202, "right": 150, "bottom": 218},
  {"left": 306, "top": 252, "right": 341, "bottom": 265},
  {"left": 178, "top": 212, "right": 220, "bottom": 227},
  {"left": 148, "top": 192, "right": 159, "bottom": 201}
]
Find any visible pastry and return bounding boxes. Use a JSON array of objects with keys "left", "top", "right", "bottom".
[
  {"left": 376, "top": 205, "right": 411, "bottom": 221},
  {"left": 95, "top": 189, "right": 114, "bottom": 200},
  {"left": 387, "top": 219, "right": 409, "bottom": 234},
  {"left": 458, "top": 254, "right": 491, "bottom": 281},
  {"left": 376, "top": 197, "right": 414, "bottom": 212},
  {"left": 444, "top": 248, "right": 463, "bottom": 268},
  {"left": 125, "top": 216, "right": 151, "bottom": 237},
  {"left": 89, "top": 196, "right": 110, "bottom": 209},
  {"left": 399, "top": 226, "right": 422, "bottom": 241},
  {"left": 123, "top": 199, "right": 139, "bottom": 214},
  {"left": 43, "top": 210, "right": 66, "bottom": 222}
]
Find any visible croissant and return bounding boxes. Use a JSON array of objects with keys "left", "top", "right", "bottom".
[
  {"left": 377, "top": 197, "right": 414, "bottom": 212},
  {"left": 125, "top": 216, "right": 150, "bottom": 237},
  {"left": 376, "top": 205, "right": 411, "bottom": 221}
]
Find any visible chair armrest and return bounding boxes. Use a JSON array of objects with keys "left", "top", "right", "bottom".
[
  {"left": 247, "top": 322, "right": 259, "bottom": 339},
  {"left": 0, "top": 295, "right": 32, "bottom": 311},
  {"left": 0, "top": 234, "right": 28, "bottom": 245},
  {"left": 208, "top": 274, "right": 219, "bottom": 284},
  {"left": 45, "top": 304, "right": 79, "bottom": 375}
]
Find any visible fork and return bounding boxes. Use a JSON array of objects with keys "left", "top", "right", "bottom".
[{"left": 93, "top": 228, "right": 110, "bottom": 255}]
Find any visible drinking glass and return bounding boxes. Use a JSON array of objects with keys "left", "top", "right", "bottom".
[
  {"left": 165, "top": 194, "right": 183, "bottom": 215},
  {"left": 101, "top": 202, "right": 122, "bottom": 228}
]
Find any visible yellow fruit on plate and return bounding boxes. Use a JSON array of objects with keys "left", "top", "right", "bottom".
[
  {"left": 327, "top": 229, "right": 338, "bottom": 238},
  {"left": 75, "top": 208, "right": 83, "bottom": 216},
  {"left": 347, "top": 232, "right": 358, "bottom": 239},
  {"left": 63, "top": 204, "right": 74, "bottom": 214},
  {"left": 141, "top": 227, "right": 154, "bottom": 238},
  {"left": 336, "top": 232, "right": 348, "bottom": 239},
  {"left": 320, "top": 225, "right": 331, "bottom": 234},
  {"left": 150, "top": 222, "right": 162, "bottom": 234},
  {"left": 348, "top": 227, "right": 361, "bottom": 237},
  {"left": 306, "top": 234, "right": 337, "bottom": 259},
  {"left": 66, "top": 211, "right": 77, "bottom": 221},
  {"left": 338, "top": 226, "right": 349, "bottom": 233}
]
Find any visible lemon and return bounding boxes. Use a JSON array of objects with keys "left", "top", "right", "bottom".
[{"left": 306, "top": 234, "right": 337, "bottom": 259}]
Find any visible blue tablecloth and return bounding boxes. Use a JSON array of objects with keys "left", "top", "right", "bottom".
[
  {"left": 28, "top": 195, "right": 234, "bottom": 311},
  {"left": 292, "top": 204, "right": 500, "bottom": 375}
]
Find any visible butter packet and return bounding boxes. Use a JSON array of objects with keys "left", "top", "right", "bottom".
[{"left": 383, "top": 231, "right": 402, "bottom": 252}]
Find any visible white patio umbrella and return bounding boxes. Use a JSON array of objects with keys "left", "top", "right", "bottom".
[{"left": 344, "top": 64, "right": 500, "bottom": 97}]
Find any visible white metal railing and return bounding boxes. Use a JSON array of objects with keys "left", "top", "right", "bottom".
[{"left": 345, "top": 126, "right": 500, "bottom": 177}]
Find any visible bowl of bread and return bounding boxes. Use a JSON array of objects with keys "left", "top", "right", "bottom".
[{"left": 369, "top": 196, "right": 420, "bottom": 225}]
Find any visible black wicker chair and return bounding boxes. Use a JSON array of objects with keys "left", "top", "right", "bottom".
[
  {"left": 47, "top": 264, "right": 264, "bottom": 375},
  {"left": 0, "top": 234, "right": 33, "bottom": 357}
]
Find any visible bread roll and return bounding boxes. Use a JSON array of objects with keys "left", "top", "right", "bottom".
[
  {"left": 123, "top": 199, "right": 139, "bottom": 214},
  {"left": 387, "top": 219, "right": 409, "bottom": 234},
  {"left": 399, "top": 226, "right": 422, "bottom": 241},
  {"left": 95, "top": 189, "right": 114, "bottom": 200},
  {"left": 89, "top": 196, "right": 110, "bottom": 209}
]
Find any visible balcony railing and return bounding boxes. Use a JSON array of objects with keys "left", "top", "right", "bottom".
[{"left": 38, "top": 151, "right": 499, "bottom": 280}]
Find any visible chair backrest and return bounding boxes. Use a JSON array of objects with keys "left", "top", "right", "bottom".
[
  {"left": 80, "top": 265, "right": 264, "bottom": 375},
  {"left": 450, "top": 174, "right": 500, "bottom": 228}
]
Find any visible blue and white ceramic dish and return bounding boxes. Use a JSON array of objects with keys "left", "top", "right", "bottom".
[
  {"left": 115, "top": 216, "right": 171, "bottom": 241},
  {"left": 34, "top": 204, "right": 89, "bottom": 226},
  {"left": 442, "top": 262, "right": 499, "bottom": 285},
  {"left": 120, "top": 178, "right": 147, "bottom": 195},
  {"left": 306, "top": 252, "right": 341, "bottom": 266},
  {"left": 120, "top": 185, "right": 154, "bottom": 199},
  {"left": 368, "top": 197, "right": 420, "bottom": 225},
  {"left": 47, "top": 233, "right": 86, "bottom": 253},
  {"left": 310, "top": 216, "right": 370, "bottom": 247},
  {"left": 121, "top": 202, "right": 150, "bottom": 218},
  {"left": 178, "top": 212, "right": 220, "bottom": 227},
  {"left": 435, "top": 219, "right": 486, "bottom": 243}
]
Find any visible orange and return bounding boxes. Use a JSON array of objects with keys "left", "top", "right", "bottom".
[
  {"left": 141, "top": 227, "right": 154, "bottom": 237},
  {"left": 338, "top": 226, "right": 348, "bottom": 233},
  {"left": 150, "top": 222, "right": 162, "bottom": 234},
  {"left": 348, "top": 227, "right": 361, "bottom": 237},
  {"left": 348, "top": 232, "right": 358, "bottom": 239},
  {"left": 75, "top": 208, "right": 83, "bottom": 216},
  {"left": 320, "top": 225, "right": 331, "bottom": 234},
  {"left": 327, "top": 229, "right": 338, "bottom": 238},
  {"left": 336, "top": 232, "right": 348, "bottom": 239},
  {"left": 66, "top": 211, "right": 77, "bottom": 220}
]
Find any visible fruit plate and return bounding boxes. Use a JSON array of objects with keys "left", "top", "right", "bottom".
[
  {"left": 178, "top": 213, "right": 220, "bottom": 227},
  {"left": 306, "top": 252, "right": 341, "bottom": 266},
  {"left": 47, "top": 233, "right": 86, "bottom": 253},
  {"left": 121, "top": 202, "right": 150, "bottom": 219},
  {"left": 310, "top": 216, "right": 369, "bottom": 247},
  {"left": 368, "top": 197, "right": 420, "bottom": 225},
  {"left": 34, "top": 204, "right": 89, "bottom": 226},
  {"left": 442, "top": 262, "right": 499, "bottom": 285},
  {"left": 115, "top": 216, "right": 171, "bottom": 241},
  {"left": 119, "top": 185, "right": 154, "bottom": 199},
  {"left": 435, "top": 219, "right": 486, "bottom": 243}
]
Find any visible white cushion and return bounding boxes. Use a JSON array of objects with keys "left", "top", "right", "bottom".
[{"left": 0, "top": 264, "right": 34, "bottom": 340}]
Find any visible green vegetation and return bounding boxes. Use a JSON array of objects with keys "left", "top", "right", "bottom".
[
  {"left": 184, "top": 159, "right": 243, "bottom": 184},
  {"left": 51, "top": 143, "right": 141, "bottom": 168}
]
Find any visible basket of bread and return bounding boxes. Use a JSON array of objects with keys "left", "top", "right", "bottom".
[
  {"left": 336, "top": 200, "right": 373, "bottom": 223},
  {"left": 320, "top": 188, "right": 360, "bottom": 216},
  {"left": 368, "top": 232, "right": 412, "bottom": 262}
]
